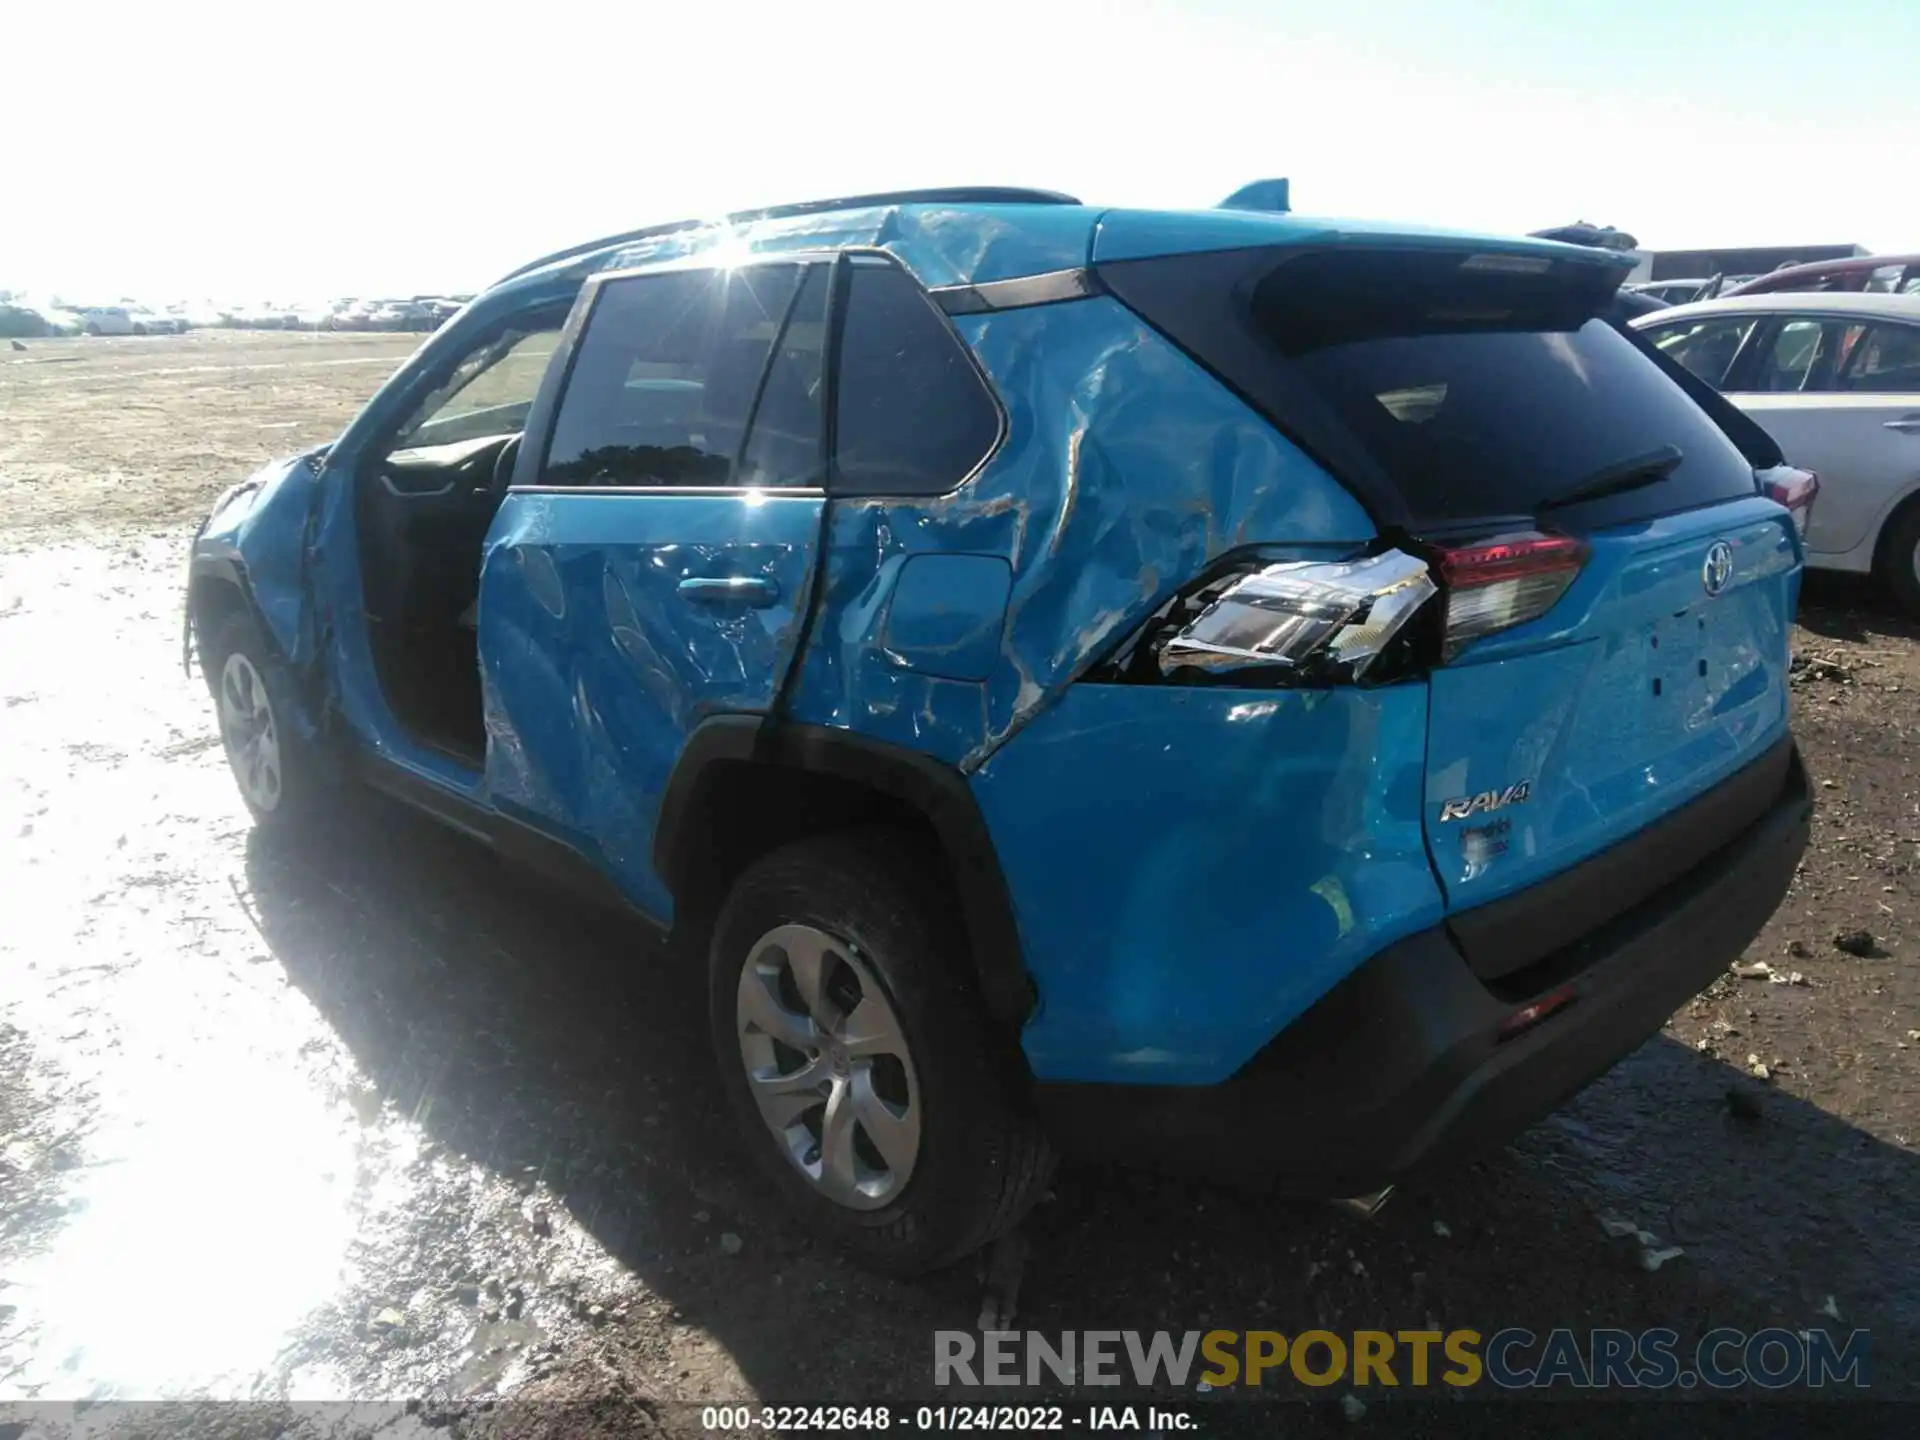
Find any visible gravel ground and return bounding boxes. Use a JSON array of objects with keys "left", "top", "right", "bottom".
[{"left": 2, "top": 333, "right": 1917, "bottom": 1435}]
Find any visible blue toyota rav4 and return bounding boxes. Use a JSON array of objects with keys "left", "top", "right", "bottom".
[{"left": 186, "top": 184, "right": 1815, "bottom": 1275}]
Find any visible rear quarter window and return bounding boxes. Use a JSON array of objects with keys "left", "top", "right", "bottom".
[{"left": 830, "top": 259, "right": 1002, "bottom": 497}]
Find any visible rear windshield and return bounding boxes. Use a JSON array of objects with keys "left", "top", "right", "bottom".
[
  {"left": 1253, "top": 254, "right": 1760, "bottom": 529},
  {"left": 1098, "top": 245, "right": 1763, "bottom": 532}
]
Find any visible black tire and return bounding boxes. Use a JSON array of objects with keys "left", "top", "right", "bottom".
[
  {"left": 708, "top": 829, "right": 1053, "bottom": 1276},
  {"left": 1876, "top": 502, "right": 1920, "bottom": 619},
  {"left": 201, "top": 609, "right": 325, "bottom": 829}
]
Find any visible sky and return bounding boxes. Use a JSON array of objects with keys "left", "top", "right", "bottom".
[{"left": 6, "top": 0, "right": 1916, "bottom": 302}]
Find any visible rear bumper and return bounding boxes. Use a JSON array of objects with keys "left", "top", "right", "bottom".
[{"left": 1033, "top": 739, "right": 1811, "bottom": 1191}]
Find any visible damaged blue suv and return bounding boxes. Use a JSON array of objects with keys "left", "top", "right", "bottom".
[{"left": 187, "top": 183, "right": 1815, "bottom": 1274}]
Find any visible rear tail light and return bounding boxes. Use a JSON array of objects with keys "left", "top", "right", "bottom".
[
  {"left": 1433, "top": 532, "right": 1588, "bottom": 657},
  {"left": 1109, "top": 531, "right": 1586, "bottom": 687},
  {"left": 1157, "top": 549, "right": 1437, "bottom": 683},
  {"left": 1758, "top": 465, "right": 1819, "bottom": 538}
]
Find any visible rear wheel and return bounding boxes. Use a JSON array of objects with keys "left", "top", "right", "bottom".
[
  {"left": 708, "top": 830, "right": 1052, "bottom": 1276},
  {"left": 203, "top": 610, "right": 323, "bottom": 828},
  {"left": 1877, "top": 502, "right": 1920, "bottom": 619}
]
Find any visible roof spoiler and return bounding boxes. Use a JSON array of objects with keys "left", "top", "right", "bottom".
[{"left": 1218, "top": 179, "right": 1291, "bottom": 214}]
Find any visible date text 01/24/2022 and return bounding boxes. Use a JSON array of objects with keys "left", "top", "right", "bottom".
[{"left": 699, "top": 1405, "right": 1195, "bottom": 1432}]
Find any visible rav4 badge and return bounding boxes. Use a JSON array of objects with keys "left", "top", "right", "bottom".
[{"left": 1438, "top": 781, "right": 1532, "bottom": 823}]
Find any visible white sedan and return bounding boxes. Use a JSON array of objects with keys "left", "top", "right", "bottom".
[{"left": 1633, "top": 291, "right": 1920, "bottom": 613}]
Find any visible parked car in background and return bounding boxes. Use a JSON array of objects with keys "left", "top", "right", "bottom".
[
  {"left": 1634, "top": 292, "right": 1920, "bottom": 611},
  {"left": 319, "top": 302, "right": 369, "bottom": 331},
  {"left": 78, "top": 306, "right": 138, "bottom": 336},
  {"left": 1632, "top": 279, "right": 1718, "bottom": 305},
  {"left": 1724, "top": 254, "right": 1920, "bottom": 299},
  {"left": 183, "top": 183, "right": 1812, "bottom": 1274},
  {"left": 366, "top": 300, "right": 436, "bottom": 331}
]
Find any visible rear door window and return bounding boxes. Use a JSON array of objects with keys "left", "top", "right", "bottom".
[
  {"left": 1645, "top": 315, "right": 1758, "bottom": 387},
  {"left": 1752, "top": 318, "right": 1867, "bottom": 392},
  {"left": 540, "top": 263, "right": 825, "bottom": 488},
  {"left": 1836, "top": 321, "right": 1920, "bottom": 392},
  {"left": 830, "top": 258, "right": 1002, "bottom": 496}
]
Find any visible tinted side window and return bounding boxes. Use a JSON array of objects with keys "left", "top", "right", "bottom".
[
  {"left": 1753, "top": 318, "right": 1865, "bottom": 393},
  {"left": 741, "top": 266, "right": 829, "bottom": 487},
  {"left": 542, "top": 264, "right": 819, "bottom": 488},
  {"left": 1838, "top": 322, "right": 1920, "bottom": 393},
  {"left": 832, "top": 260, "right": 1001, "bottom": 496},
  {"left": 1646, "top": 316, "right": 1756, "bottom": 388}
]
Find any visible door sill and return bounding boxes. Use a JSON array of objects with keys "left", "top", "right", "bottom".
[{"left": 351, "top": 750, "right": 665, "bottom": 931}]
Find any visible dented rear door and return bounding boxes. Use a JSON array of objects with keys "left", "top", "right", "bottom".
[{"left": 476, "top": 261, "right": 831, "bottom": 919}]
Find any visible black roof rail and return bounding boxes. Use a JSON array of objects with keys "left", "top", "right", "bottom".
[{"left": 496, "top": 186, "right": 1081, "bottom": 285}]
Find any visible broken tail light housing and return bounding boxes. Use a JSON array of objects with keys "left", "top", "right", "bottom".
[
  {"left": 1432, "top": 532, "right": 1588, "bottom": 658},
  {"left": 1757, "top": 464, "right": 1819, "bottom": 539},
  {"left": 1139, "top": 549, "right": 1438, "bottom": 685},
  {"left": 1100, "top": 532, "right": 1587, "bottom": 688}
]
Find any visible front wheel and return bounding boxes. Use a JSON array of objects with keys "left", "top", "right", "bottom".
[
  {"left": 203, "top": 610, "right": 323, "bottom": 828},
  {"left": 709, "top": 830, "right": 1053, "bottom": 1276}
]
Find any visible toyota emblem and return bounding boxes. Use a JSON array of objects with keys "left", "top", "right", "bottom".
[{"left": 1702, "top": 541, "right": 1734, "bottom": 597}]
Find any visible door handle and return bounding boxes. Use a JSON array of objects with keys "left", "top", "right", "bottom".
[
  {"left": 677, "top": 575, "right": 780, "bottom": 607},
  {"left": 1884, "top": 417, "right": 1920, "bottom": 433}
]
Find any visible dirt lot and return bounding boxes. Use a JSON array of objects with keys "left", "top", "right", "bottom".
[{"left": 2, "top": 332, "right": 1918, "bottom": 1434}]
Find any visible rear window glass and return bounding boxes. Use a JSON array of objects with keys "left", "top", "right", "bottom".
[{"left": 1252, "top": 256, "right": 1760, "bottom": 528}]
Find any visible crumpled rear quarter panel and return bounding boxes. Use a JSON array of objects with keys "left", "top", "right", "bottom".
[
  {"left": 972, "top": 682, "right": 1444, "bottom": 1084},
  {"left": 783, "top": 297, "right": 1375, "bottom": 768}
]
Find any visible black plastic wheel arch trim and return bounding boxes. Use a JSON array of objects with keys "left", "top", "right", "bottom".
[
  {"left": 655, "top": 716, "right": 1036, "bottom": 1031},
  {"left": 184, "top": 550, "right": 258, "bottom": 672}
]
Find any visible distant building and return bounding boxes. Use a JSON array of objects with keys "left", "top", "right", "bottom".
[{"left": 1645, "top": 243, "right": 1869, "bottom": 282}]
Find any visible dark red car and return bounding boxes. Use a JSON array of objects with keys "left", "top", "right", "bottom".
[{"left": 1724, "top": 254, "right": 1920, "bottom": 298}]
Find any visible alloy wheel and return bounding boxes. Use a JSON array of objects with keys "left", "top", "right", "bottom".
[
  {"left": 734, "top": 923, "right": 922, "bottom": 1210},
  {"left": 217, "top": 650, "right": 282, "bottom": 813}
]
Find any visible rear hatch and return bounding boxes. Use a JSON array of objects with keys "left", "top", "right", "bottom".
[{"left": 1098, "top": 230, "right": 1800, "bottom": 975}]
